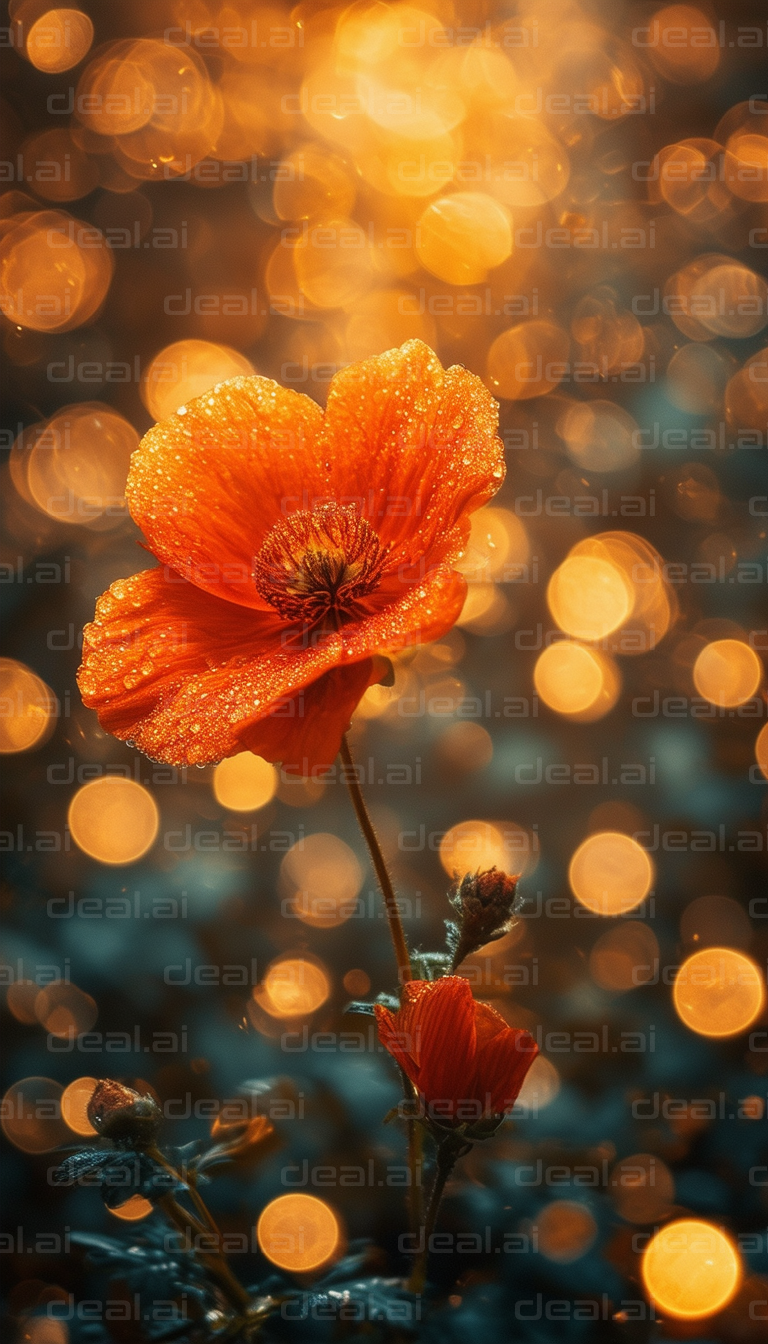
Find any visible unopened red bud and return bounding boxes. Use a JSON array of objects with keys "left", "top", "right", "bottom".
[{"left": 87, "top": 1080, "right": 161, "bottom": 1147}]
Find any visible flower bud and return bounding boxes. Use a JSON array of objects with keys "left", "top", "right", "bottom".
[
  {"left": 448, "top": 867, "right": 521, "bottom": 969},
  {"left": 87, "top": 1080, "right": 162, "bottom": 1147}
]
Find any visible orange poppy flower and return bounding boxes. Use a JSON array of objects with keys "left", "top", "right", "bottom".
[
  {"left": 78, "top": 340, "right": 504, "bottom": 772},
  {"left": 375, "top": 977, "right": 537, "bottom": 1125}
]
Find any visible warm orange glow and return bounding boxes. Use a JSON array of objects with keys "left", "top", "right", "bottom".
[
  {"left": 725, "top": 133, "right": 768, "bottom": 202},
  {"left": 256, "top": 1193, "right": 341, "bottom": 1273},
  {"left": 35, "top": 981, "right": 97, "bottom": 1037},
  {"left": 439, "top": 819, "right": 531, "bottom": 879},
  {"left": 693, "top": 640, "right": 762, "bottom": 707},
  {"left": 0, "top": 1077, "right": 68, "bottom": 1153},
  {"left": 537, "top": 1201, "right": 598, "bottom": 1264},
  {"left": 642, "top": 1220, "right": 741, "bottom": 1318},
  {"left": 646, "top": 8, "right": 720, "bottom": 84},
  {"left": 487, "top": 321, "right": 570, "bottom": 400},
  {"left": 611, "top": 1153, "right": 674, "bottom": 1224},
  {"left": 5, "top": 980, "right": 40, "bottom": 1024},
  {"left": 27, "top": 9, "right": 94, "bottom": 74},
  {"left": 256, "top": 958, "right": 331, "bottom": 1018},
  {"left": 673, "top": 948, "right": 765, "bottom": 1037},
  {"left": 27, "top": 405, "right": 138, "bottom": 529},
  {"left": 569, "top": 832, "right": 654, "bottom": 915},
  {"left": 109, "top": 1195, "right": 153, "bottom": 1222},
  {"left": 516, "top": 1055, "right": 560, "bottom": 1110},
  {"left": 416, "top": 193, "right": 512, "bottom": 285},
  {"left": 434, "top": 722, "right": 494, "bottom": 773},
  {"left": 61, "top": 1077, "right": 98, "bottom": 1136},
  {"left": 589, "top": 922, "right": 660, "bottom": 992},
  {"left": 281, "top": 833, "right": 364, "bottom": 928},
  {"left": 213, "top": 752, "right": 277, "bottom": 812},
  {"left": 68, "top": 777, "right": 160, "bottom": 865},
  {"left": 456, "top": 507, "right": 529, "bottom": 582},
  {"left": 534, "top": 642, "right": 621, "bottom": 720},
  {"left": 343, "top": 969, "right": 371, "bottom": 998},
  {"left": 0, "top": 209, "right": 113, "bottom": 332},
  {"left": 756, "top": 723, "right": 768, "bottom": 781},
  {"left": 547, "top": 555, "right": 633, "bottom": 642},
  {"left": 143, "top": 341, "right": 255, "bottom": 422},
  {"left": 0, "top": 658, "right": 56, "bottom": 753}
]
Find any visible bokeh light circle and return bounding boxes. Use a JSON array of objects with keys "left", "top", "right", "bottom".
[
  {"left": 642, "top": 1219, "right": 741, "bottom": 1318},
  {"left": 534, "top": 642, "right": 621, "bottom": 720},
  {"left": 673, "top": 948, "right": 765, "bottom": 1037},
  {"left": 257, "top": 1193, "right": 341, "bottom": 1272},
  {"left": 213, "top": 753, "right": 277, "bottom": 812},
  {"left": 547, "top": 556, "right": 634, "bottom": 642},
  {"left": 68, "top": 777, "right": 159, "bottom": 865},
  {"left": 0, "top": 659, "right": 56, "bottom": 753},
  {"left": 569, "top": 832, "right": 654, "bottom": 915},
  {"left": 692, "top": 640, "right": 762, "bottom": 707}
]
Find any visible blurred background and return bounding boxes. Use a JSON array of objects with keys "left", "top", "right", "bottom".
[{"left": 1, "top": 0, "right": 767, "bottom": 1339}]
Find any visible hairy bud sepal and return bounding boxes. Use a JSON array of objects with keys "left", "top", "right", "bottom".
[
  {"left": 447, "top": 867, "right": 521, "bottom": 971},
  {"left": 87, "top": 1080, "right": 162, "bottom": 1148}
]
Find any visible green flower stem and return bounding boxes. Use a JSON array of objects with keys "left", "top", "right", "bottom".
[
  {"left": 340, "top": 734, "right": 412, "bottom": 984},
  {"left": 150, "top": 1148, "right": 252, "bottom": 1314},
  {"left": 407, "top": 1140, "right": 460, "bottom": 1295}
]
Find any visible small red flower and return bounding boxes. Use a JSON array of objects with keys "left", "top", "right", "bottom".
[
  {"left": 375, "top": 976, "right": 537, "bottom": 1126},
  {"left": 77, "top": 341, "right": 504, "bottom": 772}
]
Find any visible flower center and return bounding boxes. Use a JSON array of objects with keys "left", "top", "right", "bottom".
[{"left": 253, "top": 503, "right": 388, "bottom": 622}]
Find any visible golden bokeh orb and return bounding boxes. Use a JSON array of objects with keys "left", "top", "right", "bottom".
[
  {"left": 213, "top": 752, "right": 277, "bottom": 812},
  {"left": 569, "top": 832, "right": 654, "bottom": 915},
  {"left": 693, "top": 639, "right": 762, "bottom": 707},
  {"left": 0, "top": 1077, "right": 68, "bottom": 1153},
  {"left": 416, "top": 193, "right": 512, "bottom": 285},
  {"left": 0, "top": 658, "right": 56, "bottom": 753},
  {"left": 257, "top": 957, "right": 331, "bottom": 1018},
  {"left": 257, "top": 1193, "right": 341, "bottom": 1273},
  {"left": 26, "top": 9, "right": 94, "bottom": 74},
  {"left": 534, "top": 642, "right": 621, "bottom": 720},
  {"left": 642, "top": 1219, "right": 741, "bottom": 1318},
  {"left": 281, "top": 833, "right": 364, "bottom": 928},
  {"left": 547, "top": 555, "right": 634, "bottom": 642},
  {"left": 109, "top": 1195, "right": 153, "bottom": 1222},
  {"left": 143, "top": 340, "right": 255, "bottom": 422},
  {"left": 756, "top": 722, "right": 768, "bottom": 780},
  {"left": 61, "top": 1077, "right": 98, "bottom": 1136},
  {"left": 68, "top": 777, "right": 159, "bottom": 865},
  {"left": 537, "top": 1201, "right": 598, "bottom": 1264},
  {"left": 439, "top": 819, "right": 531, "bottom": 879},
  {"left": 673, "top": 948, "right": 765, "bottom": 1037}
]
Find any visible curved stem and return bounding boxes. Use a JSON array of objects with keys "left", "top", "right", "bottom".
[
  {"left": 149, "top": 1148, "right": 251, "bottom": 1314},
  {"left": 340, "top": 734, "right": 412, "bottom": 984},
  {"left": 407, "top": 1143, "right": 459, "bottom": 1296}
]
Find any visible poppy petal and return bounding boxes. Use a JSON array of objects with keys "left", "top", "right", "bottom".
[
  {"left": 374, "top": 1002, "right": 420, "bottom": 1087},
  {"left": 400, "top": 977, "right": 478, "bottom": 1108},
  {"left": 78, "top": 564, "right": 462, "bottom": 768},
  {"left": 238, "top": 660, "right": 380, "bottom": 771},
  {"left": 127, "top": 376, "right": 324, "bottom": 608},
  {"left": 319, "top": 340, "right": 504, "bottom": 561},
  {"left": 474, "top": 1003, "right": 537, "bottom": 1114}
]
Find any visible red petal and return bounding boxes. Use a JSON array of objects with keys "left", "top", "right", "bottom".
[
  {"left": 397, "top": 977, "right": 477, "bottom": 1107},
  {"left": 238, "top": 660, "right": 379, "bottom": 772},
  {"left": 319, "top": 340, "right": 504, "bottom": 562},
  {"left": 78, "top": 565, "right": 461, "bottom": 768},
  {"left": 374, "top": 1002, "right": 420, "bottom": 1088},
  {"left": 474, "top": 1004, "right": 538, "bottom": 1115},
  {"left": 127, "top": 376, "right": 324, "bottom": 608}
]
